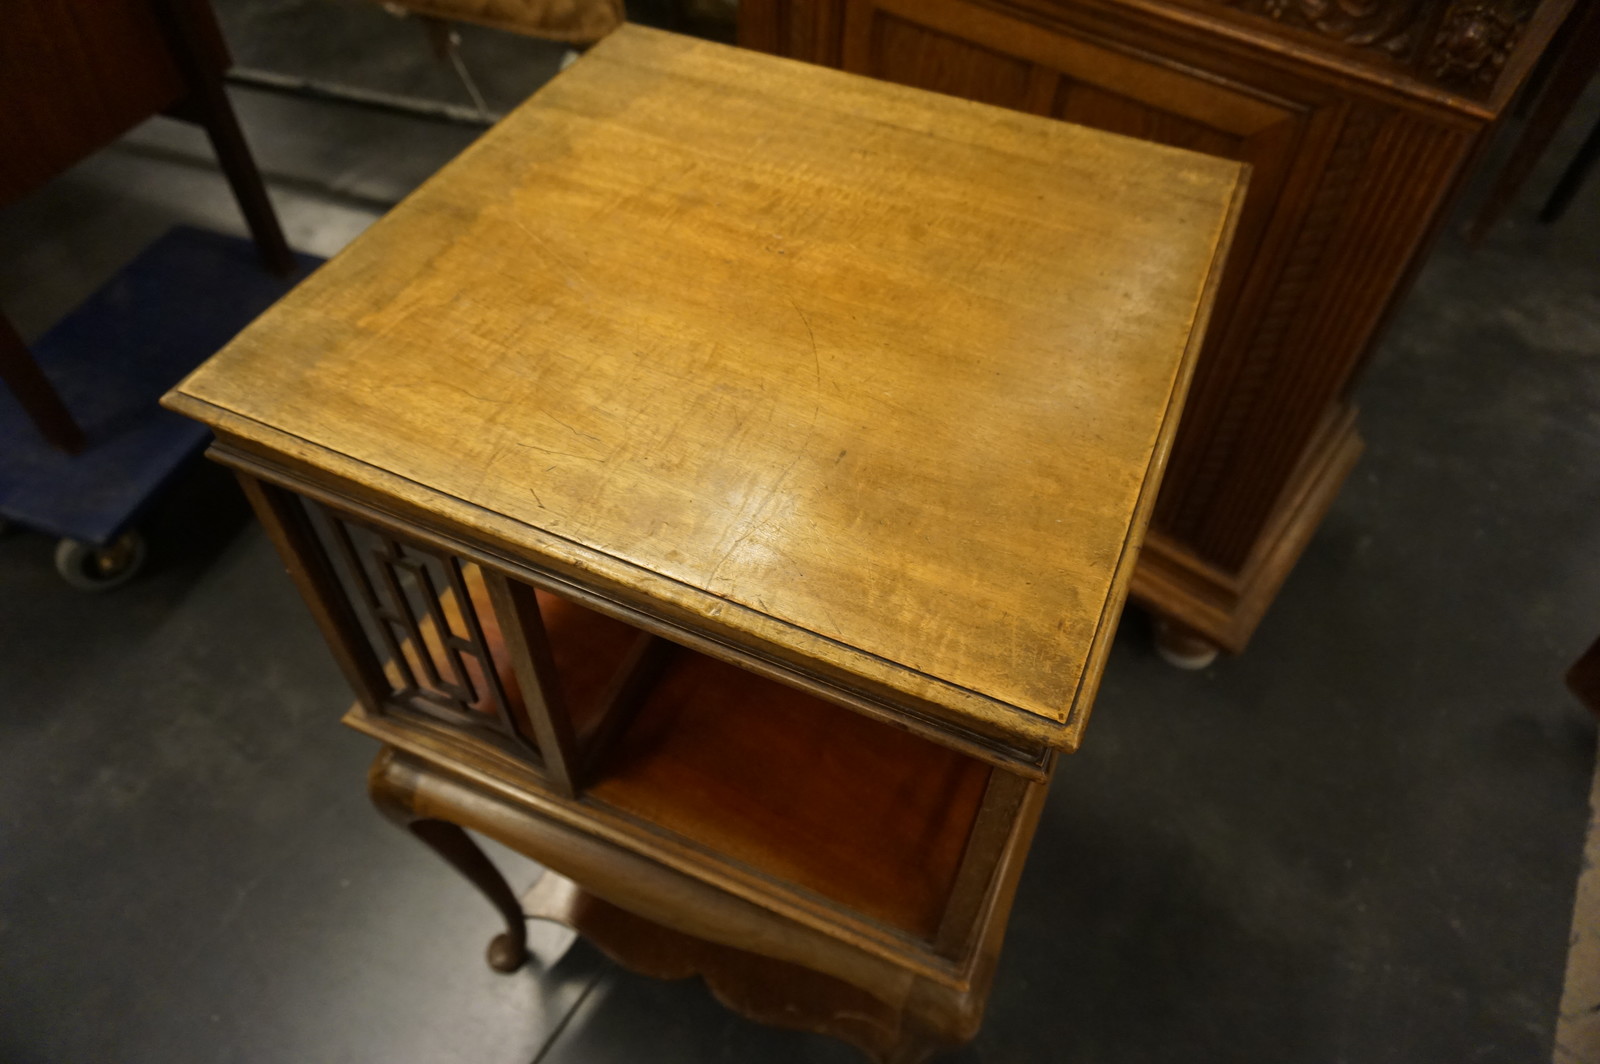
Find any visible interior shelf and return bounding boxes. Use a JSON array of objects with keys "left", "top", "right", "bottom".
[
  {"left": 536, "top": 590, "right": 992, "bottom": 942},
  {"left": 379, "top": 550, "right": 995, "bottom": 944}
]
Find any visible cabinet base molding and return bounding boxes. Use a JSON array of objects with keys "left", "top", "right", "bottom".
[{"left": 1133, "top": 406, "right": 1364, "bottom": 657}]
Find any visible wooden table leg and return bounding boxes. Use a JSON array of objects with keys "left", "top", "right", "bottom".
[
  {"left": 0, "top": 310, "right": 85, "bottom": 454},
  {"left": 153, "top": 0, "right": 296, "bottom": 277},
  {"left": 191, "top": 85, "right": 296, "bottom": 277},
  {"left": 367, "top": 749, "right": 531, "bottom": 973}
]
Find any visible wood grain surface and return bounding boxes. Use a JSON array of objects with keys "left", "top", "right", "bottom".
[
  {"left": 589, "top": 646, "right": 991, "bottom": 939},
  {"left": 167, "top": 24, "right": 1243, "bottom": 747}
]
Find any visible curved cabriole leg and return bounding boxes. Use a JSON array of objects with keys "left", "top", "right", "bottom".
[{"left": 368, "top": 749, "right": 530, "bottom": 973}]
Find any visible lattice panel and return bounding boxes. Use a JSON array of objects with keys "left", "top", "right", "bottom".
[{"left": 300, "top": 499, "right": 535, "bottom": 756}]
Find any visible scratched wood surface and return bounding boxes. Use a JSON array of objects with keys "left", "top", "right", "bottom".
[{"left": 167, "top": 24, "right": 1244, "bottom": 746}]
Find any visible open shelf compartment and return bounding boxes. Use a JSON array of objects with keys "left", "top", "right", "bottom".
[
  {"left": 504, "top": 577, "right": 996, "bottom": 945},
  {"left": 276, "top": 486, "right": 1002, "bottom": 950}
]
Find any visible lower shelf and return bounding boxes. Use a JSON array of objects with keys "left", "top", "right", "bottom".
[
  {"left": 376, "top": 571, "right": 999, "bottom": 946},
  {"left": 585, "top": 644, "right": 991, "bottom": 941}
]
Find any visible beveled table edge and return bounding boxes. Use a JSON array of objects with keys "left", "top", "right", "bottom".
[
  {"left": 163, "top": 132, "right": 1248, "bottom": 766},
  {"left": 174, "top": 396, "right": 1064, "bottom": 768}
]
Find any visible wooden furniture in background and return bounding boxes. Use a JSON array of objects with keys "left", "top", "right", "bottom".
[
  {"left": 165, "top": 26, "right": 1243, "bottom": 1060},
  {"left": 741, "top": 0, "right": 1573, "bottom": 665},
  {"left": 1570, "top": 634, "right": 1600, "bottom": 717},
  {"left": 1469, "top": 0, "right": 1600, "bottom": 238},
  {"left": 0, "top": 0, "right": 290, "bottom": 451}
]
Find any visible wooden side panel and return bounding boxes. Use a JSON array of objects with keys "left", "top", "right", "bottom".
[
  {"left": 1169, "top": 109, "right": 1471, "bottom": 565},
  {"left": 0, "top": 0, "right": 186, "bottom": 202}
]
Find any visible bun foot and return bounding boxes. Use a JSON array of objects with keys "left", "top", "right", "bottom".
[
  {"left": 1154, "top": 618, "right": 1220, "bottom": 670},
  {"left": 488, "top": 931, "right": 529, "bottom": 973}
]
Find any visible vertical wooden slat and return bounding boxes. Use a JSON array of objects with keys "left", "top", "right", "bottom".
[
  {"left": 442, "top": 558, "right": 519, "bottom": 734},
  {"left": 408, "top": 558, "right": 475, "bottom": 698},
  {"left": 933, "top": 767, "right": 1030, "bottom": 958},
  {"left": 374, "top": 539, "right": 445, "bottom": 690},
  {"left": 237, "top": 473, "right": 390, "bottom": 712},
  {"left": 482, "top": 570, "right": 581, "bottom": 797},
  {"left": 580, "top": 632, "right": 676, "bottom": 776},
  {"left": 320, "top": 512, "right": 418, "bottom": 692}
]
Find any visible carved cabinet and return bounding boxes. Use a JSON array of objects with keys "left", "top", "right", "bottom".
[{"left": 741, "top": 0, "right": 1570, "bottom": 660}]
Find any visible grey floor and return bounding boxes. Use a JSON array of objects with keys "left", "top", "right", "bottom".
[{"left": 3, "top": 3, "right": 1599, "bottom": 1061}]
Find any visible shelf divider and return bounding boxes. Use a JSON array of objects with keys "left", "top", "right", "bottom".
[{"left": 482, "top": 569, "right": 582, "bottom": 797}]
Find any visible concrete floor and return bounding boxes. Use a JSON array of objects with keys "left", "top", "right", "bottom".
[{"left": 3, "top": 3, "right": 1599, "bottom": 1061}]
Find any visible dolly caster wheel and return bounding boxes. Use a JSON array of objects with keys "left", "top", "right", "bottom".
[{"left": 54, "top": 530, "right": 147, "bottom": 591}]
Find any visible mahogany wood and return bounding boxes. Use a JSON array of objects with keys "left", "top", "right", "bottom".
[
  {"left": 0, "top": 0, "right": 185, "bottom": 203},
  {"left": 153, "top": 0, "right": 295, "bottom": 275},
  {"left": 934, "top": 768, "right": 1030, "bottom": 957},
  {"left": 576, "top": 630, "right": 674, "bottom": 779}
]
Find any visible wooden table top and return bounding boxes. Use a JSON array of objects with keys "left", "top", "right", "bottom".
[{"left": 166, "top": 25, "right": 1244, "bottom": 755}]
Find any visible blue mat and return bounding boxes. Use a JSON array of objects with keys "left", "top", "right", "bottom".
[{"left": 0, "top": 227, "right": 321, "bottom": 545}]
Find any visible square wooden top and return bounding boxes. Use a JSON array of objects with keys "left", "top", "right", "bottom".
[{"left": 166, "top": 25, "right": 1244, "bottom": 756}]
